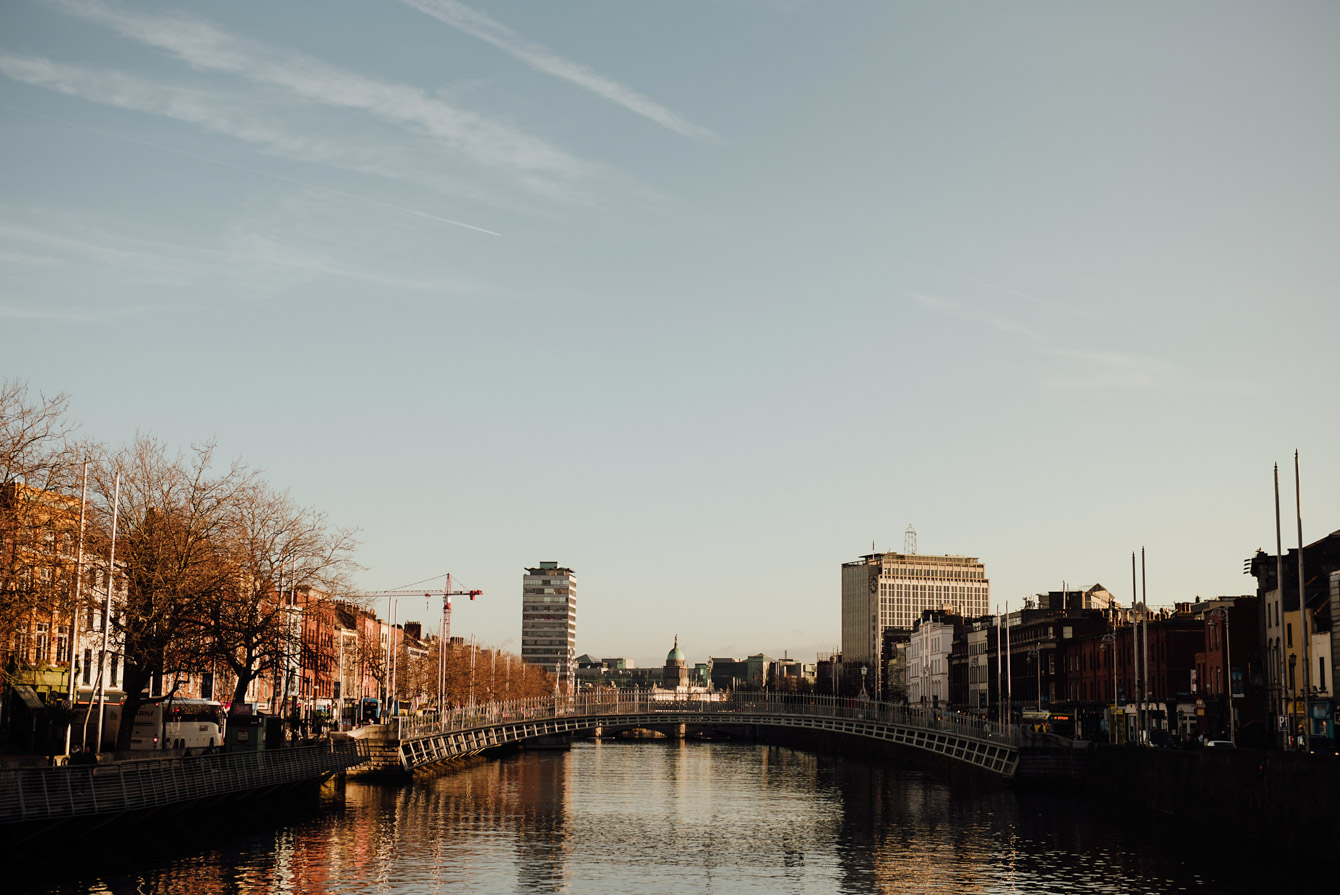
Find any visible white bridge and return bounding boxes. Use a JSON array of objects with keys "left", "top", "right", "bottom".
[{"left": 389, "top": 693, "right": 1026, "bottom": 778}]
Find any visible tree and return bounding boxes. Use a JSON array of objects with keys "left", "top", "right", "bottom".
[
  {"left": 204, "top": 481, "right": 357, "bottom": 713},
  {"left": 93, "top": 437, "right": 252, "bottom": 751},
  {"left": 0, "top": 381, "right": 82, "bottom": 685}
]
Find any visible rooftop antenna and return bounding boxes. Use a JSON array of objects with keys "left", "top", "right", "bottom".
[{"left": 905, "top": 524, "right": 918, "bottom": 555}]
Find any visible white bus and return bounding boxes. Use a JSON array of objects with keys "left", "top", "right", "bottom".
[{"left": 107, "top": 698, "right": 226, "bottom": 751}]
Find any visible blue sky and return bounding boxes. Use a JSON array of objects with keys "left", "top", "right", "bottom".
[{"left": 3, "top": 0, "right": 1338, "bottom": 667}]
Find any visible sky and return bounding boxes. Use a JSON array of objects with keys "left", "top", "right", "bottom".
[{"left": 3, "top": 0, "right": 1338, "bottom": 669}]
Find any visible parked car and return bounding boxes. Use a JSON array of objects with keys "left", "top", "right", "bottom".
[{"left": 1203, "top": 739, "right": 1235, "bottom": 749}]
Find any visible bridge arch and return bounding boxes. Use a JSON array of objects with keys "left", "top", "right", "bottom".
[{"left": 387, "top": 694, "right": 1024, "bottom": 778}]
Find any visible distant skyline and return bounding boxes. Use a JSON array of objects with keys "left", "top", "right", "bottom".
[{"left": 4, "top": 1, "right": 1338, "bottom": 667}]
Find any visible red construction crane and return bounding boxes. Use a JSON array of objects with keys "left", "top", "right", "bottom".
[
  {"left": 360, "top": 575, "right": 481, "bottom": 642},
  {"left": 359, "top": 575, "right": 482, "bottom": 713}
]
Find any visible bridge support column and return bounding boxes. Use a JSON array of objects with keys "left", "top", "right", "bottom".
[{"left": 674, "top": 723, "right": 686, "bottom": 740}]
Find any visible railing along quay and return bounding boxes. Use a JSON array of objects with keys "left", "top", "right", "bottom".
[{"left": 0, "top": 740, "right": 368, "bottom": 826}]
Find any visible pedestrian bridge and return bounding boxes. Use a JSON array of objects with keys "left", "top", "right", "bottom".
[{"left": 388, "top": 693, "right": 1024, "bottom": 778}]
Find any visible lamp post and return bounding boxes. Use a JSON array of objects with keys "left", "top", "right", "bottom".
[
  {"left": 1102, "top": 632, "right": 1117, "bottom": 742},
  {"left": 970, "top": 656, "right": 980, "bottom": 714},
  {"left": 1211, "top": 607, "right": 1234, "bottom": 745},
  {"left": 1289, "top": 652, "right": 1298, "bottom": 749},
  {"left": 1027, "top": 647, "right": 1041, "bottom": 712}
]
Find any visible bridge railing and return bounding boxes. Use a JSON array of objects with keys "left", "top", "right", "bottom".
[{"left": 392, "top": 693, "right": 1020, "bottom": 747}]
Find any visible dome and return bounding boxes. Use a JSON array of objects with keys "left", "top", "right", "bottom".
[{"left": 666, "top": 635, "right": 684, "bottom": 664}]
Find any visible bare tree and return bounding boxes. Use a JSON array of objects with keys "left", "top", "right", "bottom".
[
  {"left": 437, "top": 639, "right": 553, "bottom": 706},
  {"left": 0, "top": 381, "right": 82, "bottom": 683},
  {"left": 92, "top": 437, "right": 253, "bottom": 751},
  {"left": 205, "top": 482, "right": 357, "bottom": 713}
]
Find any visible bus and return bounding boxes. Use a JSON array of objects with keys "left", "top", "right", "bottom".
[
  {"left": 1020, "top": 709, "right": 1076, "bottom": 738},
  {"left": 107, "top": 698, "right": 226, "bottom": 751}
]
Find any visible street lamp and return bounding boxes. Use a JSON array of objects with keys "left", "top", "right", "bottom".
[
  {"left": 1027, "top": 647, "right": 1041, "bottom": 712},
  {"left": 1211, "top": 607, "right": 1234, "bottom": 745},
  {"left": 1289, "top": 653, "right": 1298, "bottom": 749},
  {"left": 970, "top": 656, "right": 980, "bottom": 715},
  {"left": 1102, "top": 632, "right": 1118, "bottom": 742}
]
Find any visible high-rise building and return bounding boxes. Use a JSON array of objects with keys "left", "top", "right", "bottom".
[
  {"left": 522, "top": 562, "right": 577, "bottom": 681},
  {"left": 841, "top": 550, "right": 990, "bottom": 680}
]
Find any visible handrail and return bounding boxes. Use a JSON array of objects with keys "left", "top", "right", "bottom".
[
  {"left": 392, "top": 693, "right": 1021, "bottom": 747},
  {"left": 0, "top": 740, "right": 368, "bottom": 825}
]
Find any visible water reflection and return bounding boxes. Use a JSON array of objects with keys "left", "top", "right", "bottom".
[{"left": 24, "top": 739, "right": 1267, "bottom": 895}]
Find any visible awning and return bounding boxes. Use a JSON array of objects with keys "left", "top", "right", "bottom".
[{"left": 13, "top": 685, "right": 45, "bottom": 710}]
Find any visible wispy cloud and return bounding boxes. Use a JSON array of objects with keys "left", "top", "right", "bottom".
[
  {"left": 908, "top": 291, "right": 1044, "bottom": 342},
  {"left": 0, "top": 210, "right": 387, "bottom": 320},
  {"left": 399, "top": 0, "right": 716, "bottom": 142},
  {"left": 0, "top": 299, "right": 180, "bottom": 324},
  {"left": 1042, "top": 347, "right": 1168, "bottom": 390},
  {"left": 908, "top": 291, "right": 960, "bottom": 314},
  {"left": 908, "top": 290, "right": 1167, "bottom": 390},
  {"left": 46, "top": 0, "right": 593, "bottom": 197},
  {"left": 0, "top": 78, "right": 503, "bottom": 235},
  {"left": 0, "top": 55, "right": 391, "bottom": 178}
]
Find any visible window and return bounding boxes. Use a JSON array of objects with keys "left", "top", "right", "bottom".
[
  {"left": 35, "top": 623, "right": 50, "bottom": 664},
  {"left": 83, "top": 649, "right": 93, "bottom": 685}
]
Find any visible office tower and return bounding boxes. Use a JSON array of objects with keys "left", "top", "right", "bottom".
[{"left": 522, "top": 562, "right": 577, "bottom": 681}]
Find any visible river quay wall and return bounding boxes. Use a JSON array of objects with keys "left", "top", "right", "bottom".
[
  {"left": 721, "top": 724, "right": 1340, "bottom": 851},
  {"left": 1086, "top": 744, "right": 1340, "bottom": 852},
  {"left": 0, "top": 740, "right": 368, "bottom": 857}
]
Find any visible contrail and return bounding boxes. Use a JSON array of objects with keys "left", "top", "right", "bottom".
[{"left": 0, "top": 102, "right": 502, "bottom": 236}]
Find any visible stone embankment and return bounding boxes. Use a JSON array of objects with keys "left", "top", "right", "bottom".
[
  {"left": 1085, "top": 744, "right": 1340, "bottom": 852},
  {"left": 0, "top": 740, "right": 367, "bottom": 853}
]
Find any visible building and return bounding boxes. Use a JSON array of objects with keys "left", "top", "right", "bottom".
[
  {"left": 1059, "top": 604, "right": 1201, "bottom": 742},
  {"left": 908, "top": 610, "right": 960, "bottom": 707},
  {"left": 841, "top": 549, "right": 990, "bottom": 692},
  {"left": 1246, "top": 533, "right": 1340, "bottom": 747},
  {"left": 962, "top": 617, "right": 1000, "bottom": 716},
  {"left": 1036, "top": 583, "right": 1117, "bottom": 613},
  {"left": 521, "top": 562, "right": 576, "bottom": 685},
  {"left": 709, "top": 657, "right": 749, "bottom": 691},
  {"left": 1193, "top": 596, "right": 1263, "bottom": 743},
  {"left": 662, "top": 637, "right": 688, "bottom": 689}
]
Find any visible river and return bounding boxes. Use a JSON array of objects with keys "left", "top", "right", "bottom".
[{"left": 22, "top": 739, "right": 1265, "bottom": 894}]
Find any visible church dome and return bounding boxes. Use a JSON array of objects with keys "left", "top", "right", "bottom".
[{"left": 666, "top": 636, "right": 685, "bottom": 664}]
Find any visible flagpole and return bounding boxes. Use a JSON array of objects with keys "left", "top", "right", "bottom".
[
  {"left": 62, "top": 461, "right": 89, "bottom": 756},
  {"left": 93, "top": 471, "right": 120, "bottom": 755},
  {"left": 1130, "top": 551, "right": 1137, "bottom": 744},
  {"left": 1296, "top": 450, "right": 1310, "bottom": 752},
  {"left": 1004, "top": 601, "right": 1012, "bottom": 724},
  {"left": 1274, "top": 464, "right": 1287, "bottom": 747},
  {"left": 1141, "top": 547, "right": 1149, "bottom": 745},
  {"left": 996, "top": 607, "right": 1003, "bottom": 724}
]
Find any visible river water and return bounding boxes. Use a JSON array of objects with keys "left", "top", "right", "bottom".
[{"left": 25, "top": 739, "right": 1264, "bottom": 894}]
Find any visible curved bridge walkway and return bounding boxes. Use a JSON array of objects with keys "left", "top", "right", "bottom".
[{"left": 392, "top": 693, "right": 1022, "bottom": 777}]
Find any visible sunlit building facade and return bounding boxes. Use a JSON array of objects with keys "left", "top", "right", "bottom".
[
  {"left": 522, "top": 562, "right": 576, "bottom": 681},
  {"left": 842, "top": 551, "right": 990, "bottom": 690}
]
